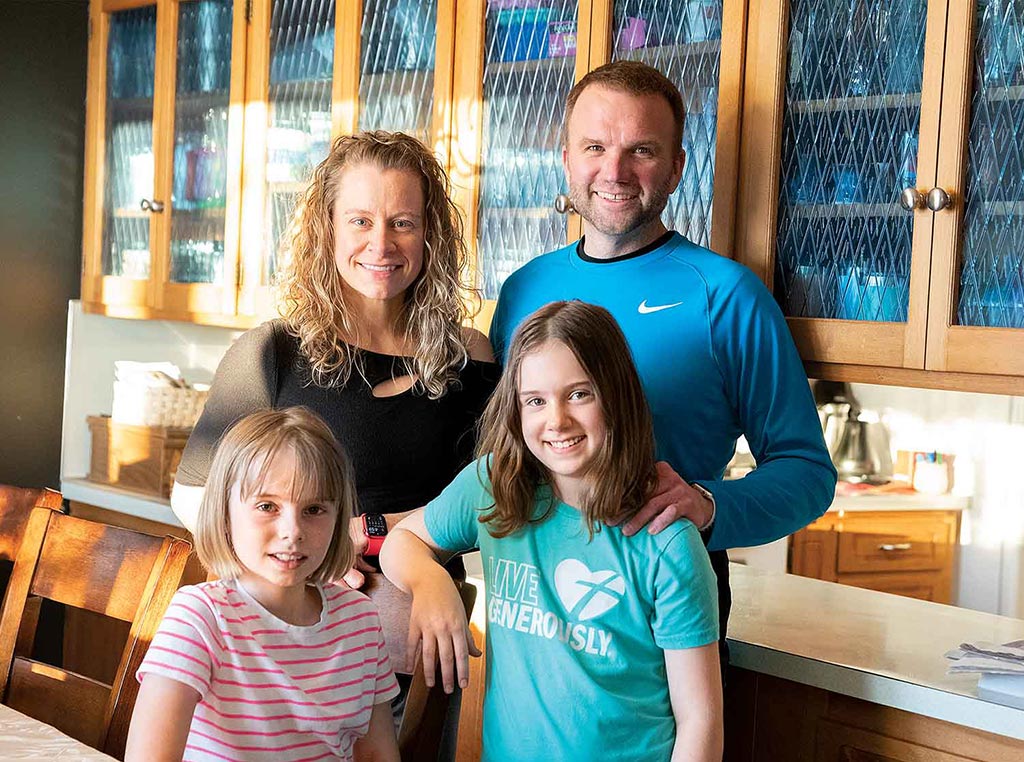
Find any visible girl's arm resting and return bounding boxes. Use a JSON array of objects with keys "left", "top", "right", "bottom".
[
  {"left": 353, "top": 701, "right": 400, "bottom": 762},
  {"left": 379, "top": 511, "right": 480, "bottom": 694},
  {"left": 665, "top": 644, "right": 723, "bottom": 762},
  {"left": 125, "top": 675, "right": 200, "bottom": 762}
]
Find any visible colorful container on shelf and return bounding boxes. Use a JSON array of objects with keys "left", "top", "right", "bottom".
[
  {"left": 548, "top": 20, "right": 575, "bottom": 57},
  {"left": 495, "top": 6, "right": 551, "bottom": 62}
]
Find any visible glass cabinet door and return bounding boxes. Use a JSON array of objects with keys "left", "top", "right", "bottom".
[
  {"left": 955, "top": 0, "right": 1024, "bottom": 330},
  {"left": 472, "top": 0, "right": 581, "bottom": 299},
  {"left": 101, "top": 4, "right": 158, "bottom": 282},
  {"left": 773, "top": 0, "right": 926, "bottom": 324},
  {"left": 167, "top": 0, "right": 235, "bottom": 288},
  {"left": 240, "top": 0, "right": 337, "bottom": 311},
  {"left": 609, "top": 0, "right": 723, "bottom": 249},
  {"left": 357, "top": 0, "right": 439, "bottom": 143}
]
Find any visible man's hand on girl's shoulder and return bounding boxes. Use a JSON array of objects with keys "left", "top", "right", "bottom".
[{"left": 616, "top": 462, "right": 715, "bottom": 536}]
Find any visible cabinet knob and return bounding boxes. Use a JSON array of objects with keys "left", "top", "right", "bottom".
[
  {"left": 554, "top": 193, "right": 575, "bottom": 214},
  {"left": 899, "top": 188, "right": 925, "bottom": 211},
  {"left": 926, "top": 187, "right": 952, "bottom": 212},
  {"left": 140, "top": 198, "right": 165, "bottom": 213}
]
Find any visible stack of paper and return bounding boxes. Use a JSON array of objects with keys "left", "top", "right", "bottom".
[{"left": 945, "top": 639, "right": 1024, "bottom": 710}]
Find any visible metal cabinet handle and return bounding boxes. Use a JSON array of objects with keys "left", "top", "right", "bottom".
[
  {"left": 899, "top": 187, "right": 925, "bottom": 211},
  {"left": 878, "top": 542, "right": 913, "bottom": 552},
  {"left": 554, "top": 193, "right": 574, "bottom": 214},
  {"left": 140, "top": 198, "right": 165, "bottom": 213},
  {"left": 926, "top": 187, "right": 952, "bottom": 212}
]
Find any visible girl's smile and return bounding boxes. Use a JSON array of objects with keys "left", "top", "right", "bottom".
[{"left": 518, "top": 340, "right": 607, "bottom": 507}]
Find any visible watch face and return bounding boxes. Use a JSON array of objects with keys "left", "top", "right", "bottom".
[{"left": 364, "top": 513, "right": 387, "bottom": 536}]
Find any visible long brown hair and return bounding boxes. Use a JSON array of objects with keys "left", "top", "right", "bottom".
[
  {"left": 477, "top": 301, "right": 657, "bottom": 538},
  {"left": 278, "top": 131, "right": 479, "bottom": 399},
  {"left": 196, "top": 407, "right": 357, "bottom": 583}
]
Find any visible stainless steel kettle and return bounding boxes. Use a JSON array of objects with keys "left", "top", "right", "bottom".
[{"left": 830, "top": 414, "right": 893, "bottom": 484}]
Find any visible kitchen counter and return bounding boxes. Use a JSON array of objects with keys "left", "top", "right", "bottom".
[
  {"left": 829, "top": 490, "right": 970, "bottom": 512},
  {"left": 727, "top": 563, "right": 1024, "bottom": 741},
  {"left": 60, "top": 477, "right": 183, "bottom": 528}
]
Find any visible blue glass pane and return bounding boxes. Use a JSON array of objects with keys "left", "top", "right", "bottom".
[
  {"left": 957, "top": 0, "right": 1024, "bottom": 328},
  {"left": 170, "top": 0, "right": 234, "bottom": 284},
  {"left": 774, "top": 0, "right": 925, "bottom": 322},
  {"left": 102, "top": 5, "right": 157, "bottom": 279},
  {"left": 262, "top": 0, "right": 336, "bottom": 284},
  {"left": 477, "top": 0, "right": 578, "bottom": 299},
  {"left": 611, "top": 0, "right": 722, "bottom": 248},
  {"left": 358, "top": 0, "right": 437, "bottom": 143}
]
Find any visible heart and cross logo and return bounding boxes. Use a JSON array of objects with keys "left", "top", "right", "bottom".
[{"left": 553, "top": 559, "right": 626, "bottom": 621}]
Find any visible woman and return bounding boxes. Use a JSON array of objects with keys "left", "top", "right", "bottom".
[{"left": 171, "top": 131, "right": 496, "bottom": 589}]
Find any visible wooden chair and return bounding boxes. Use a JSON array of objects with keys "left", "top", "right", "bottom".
[
  {"left": 361, "top": 571, "right": 478, "bottom": 762},
  {"left": 0, "top": 485, "right": 63, "bottom": 564},
  {"left": 0, "top": 507, "right": 192, "bottom": 760}
]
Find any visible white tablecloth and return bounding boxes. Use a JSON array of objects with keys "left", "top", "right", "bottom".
[{"left": 0, "top": 703, "right": 115, "bottom": 760}]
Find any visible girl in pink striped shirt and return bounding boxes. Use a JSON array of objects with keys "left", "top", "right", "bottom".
[{"left": 127, "top": 408, "right": 400, "bottom": 762}]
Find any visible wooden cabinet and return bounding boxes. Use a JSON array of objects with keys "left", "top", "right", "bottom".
[
  {"left": 789, "top": 509, "right": 961, "bottom": 603},
  {"left": 82, "top": 0, "right": 746, "bottom": 328},
  {"left": 724, "top": 669, "right": 1024, "bottom": 762},
  {"left": 737, "top": 0, "right": 1024, "bottom": 395}
]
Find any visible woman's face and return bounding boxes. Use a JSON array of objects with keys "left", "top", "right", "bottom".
[{"left": 332, "top": 163, "right": 426, "bottom": 308}]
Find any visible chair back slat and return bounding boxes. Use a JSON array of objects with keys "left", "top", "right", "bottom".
[
  {"left": 31, "top": 513, "right": 162, "bottom": 621},
  {"left": 5, "top": 656, "right": 110, "bottom": 748},
  {"left": 0, "top": 486, "right": 61, "bottom": 561},
  {"left": 0, "top": 507, "right": 192, "bottom": 760}
]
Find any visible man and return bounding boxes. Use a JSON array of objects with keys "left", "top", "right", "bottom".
[{"left": 490, "top": 61, "right": 836, "bottom": 661}]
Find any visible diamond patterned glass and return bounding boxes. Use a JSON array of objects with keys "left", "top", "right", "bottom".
[
  {"left": 611, "top": 0, "right": 722, "bottom": 248},
  {"left": 170, "top": 0, "right": 233, "bottom": 285},
  {"left": 102, "top": 5, "right": 157, "bottom": 280},
  {"left": 358, "top": 0, "right": 437, "bottom": 144},
  {"left": 956, "top": 0, "right": 1024, "bottom": 328},
  {"left": 262, "top": 0, "right": 336, "bottom": 284},
  {"left": 774, "top": 0, "right": 925, "bottom": 322},
  {"left": 477, "top": 0, "right": 578, "bottom": 299}
]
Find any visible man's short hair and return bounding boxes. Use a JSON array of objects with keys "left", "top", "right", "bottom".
[{"left": 563, "top": 61, "right": 686, "bottom": 151}]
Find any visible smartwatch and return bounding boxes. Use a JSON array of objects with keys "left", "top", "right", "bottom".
[
  {"left": 689, "top": 482, "right": 716, "bottom": 533},
  {"left": 361, "top": 513, "right": 388, "bottom": 556}
]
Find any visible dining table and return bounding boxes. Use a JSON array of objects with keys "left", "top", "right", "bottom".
[{"left": 0, "top": 703, "right": 115, "bottom": 759}]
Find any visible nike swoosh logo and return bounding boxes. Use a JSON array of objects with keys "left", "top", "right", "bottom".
[{"left": 638, "top": 300, "right": 683, "bottom": 314}]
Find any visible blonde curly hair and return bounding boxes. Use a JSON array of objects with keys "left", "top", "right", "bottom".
[{"left": 278, "top": 131, "right": 479, "bottom": 399}]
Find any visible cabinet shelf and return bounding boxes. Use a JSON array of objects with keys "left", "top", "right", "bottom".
[
  {"left": 479, "top": 205, "right": 557, "bottom": 218},
  {"left": 977, "top": 83, "right": 1024, "bottom": 103},
  {"left": 616, "top": 40, "right": 722, "bottom": 62},
  {"left": 978, "top": 200, "right": 1024, "bottom": 217},
  {"left": 785, "top": 202, "right": 908, "bottom": 219},
  {"left": 789, "top": 92, "right": 922, "bottom": 115},
  {"left": 111, "top": 207, "right": 150, "bottom": 219}
]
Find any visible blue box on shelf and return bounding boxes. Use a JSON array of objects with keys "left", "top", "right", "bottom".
[{"left": 495, "top": 6, "right": 552, "bottom": 62}]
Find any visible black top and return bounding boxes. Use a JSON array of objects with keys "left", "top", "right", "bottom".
[{"left": 177, "top": 320, "right": 499, "bottom": 515}]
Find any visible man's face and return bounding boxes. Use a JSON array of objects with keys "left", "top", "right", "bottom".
[{"left": 563, "top": 85, "right": 685, "bottom": 246}]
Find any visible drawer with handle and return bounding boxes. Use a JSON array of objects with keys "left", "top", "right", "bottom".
[{"left": 835, "top": 512, "right": 958, "bottom": 574}]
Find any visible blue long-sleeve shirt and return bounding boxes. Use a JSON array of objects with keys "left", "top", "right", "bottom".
[{"left": 490, "top": 233, "right": 836, "bottom": 551}]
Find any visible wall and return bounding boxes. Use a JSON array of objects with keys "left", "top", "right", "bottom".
[
  {"left": 0, "top": 0, "right": 88, "bottom": 488},
  {"left": 851, "top": 383, "right": 1024, "bottom": 618}
]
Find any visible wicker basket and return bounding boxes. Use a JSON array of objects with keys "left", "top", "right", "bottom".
[{"left": 111, "top": 381, "right": 208, "bottom": 428}]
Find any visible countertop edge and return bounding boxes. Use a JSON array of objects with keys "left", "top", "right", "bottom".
[
  {"left": 61, "top": 478, "right": 184, "bottom": 528},
  {"left": 727, "top": 640, "right": 1024, "bottom": 742}
]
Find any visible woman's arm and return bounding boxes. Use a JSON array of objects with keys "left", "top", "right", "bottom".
[
  {"left": 125, "top": 675, "right": 200, "bottom": 762},
  {"left": 170, "top": 481, "right": 204, "bottom": 533},
  {"left": 665, "top": 644, "right": 723, "bottom": 762},
  {"left": 353, "top": 701, "right": 400, "bottom": 762},
  {"left": 379, "top": 510, "right": 480, "bottom": 693}
]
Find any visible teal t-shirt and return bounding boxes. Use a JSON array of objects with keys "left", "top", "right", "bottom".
[{"left": 424, "top": 458, "right": 719, "bottom": 762}]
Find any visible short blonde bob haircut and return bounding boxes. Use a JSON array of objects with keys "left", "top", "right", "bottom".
[
  {"left": 477, "top": 301, "right": 658, "bottom": 538},
  {"left": 278, "top": 131, "right": 478, "bottom": 399},
  {"left": 196, "top": 407, "right": 357, "bottom": 583}
]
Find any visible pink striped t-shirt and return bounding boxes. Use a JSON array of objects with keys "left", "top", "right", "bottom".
[{"left": 137, "top": 579, "right": 399, "bottom": 761}]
